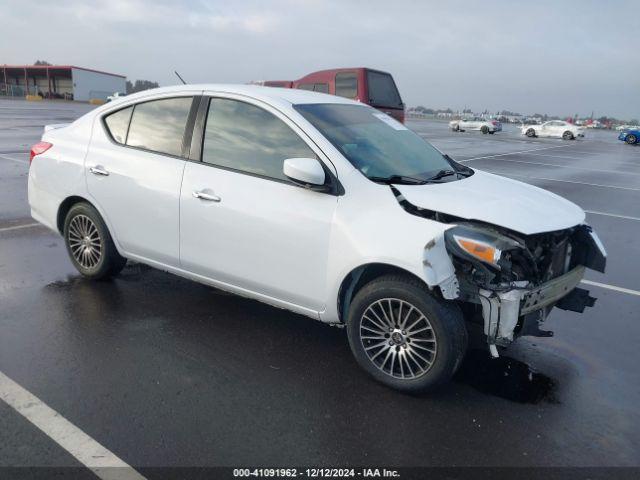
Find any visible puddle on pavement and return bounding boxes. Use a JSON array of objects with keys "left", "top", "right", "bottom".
[{"left": 455, "top": 349, "right": 558, "bottom": 404}]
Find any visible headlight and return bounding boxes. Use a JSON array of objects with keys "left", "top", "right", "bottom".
[
  {"left": 445, "top": 224, "right": 523, "bottom": 269},
  {"left": 452, "top": 235, "right": 501, "bottom": 266}
]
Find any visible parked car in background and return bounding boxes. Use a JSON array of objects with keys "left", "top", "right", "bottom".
[
  {"left": 28, "top": 85, "right": 605, "bottom": 392},
  {"left": 263, "top": 67, "right": 405, "bottom": 123},
  {"left": 107, "top": 92, "right": 125, "bottom": 102},
  {"left": 449, "top": 117, "right": 502, "bottom": 134},
  {"left": 618, "top": 128, "right": 639, "bottom": 145},
  {"left": 616, "top": 124, "right": 640, "bottom": 132},
  {"left": 522, "top": 121, "right": 584, "bottom": 140}
]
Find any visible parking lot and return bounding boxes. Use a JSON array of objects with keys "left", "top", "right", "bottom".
[{"left": 1, "top": 99, "right": 639, "bottom": 476}]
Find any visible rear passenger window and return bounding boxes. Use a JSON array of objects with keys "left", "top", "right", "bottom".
[
  {"left": 104, "top": 106, "right": 133, "bottom": 144},
  {"left": 202, "top": 98, "right": 315, "bottom": 181},
  {"left": 297, "top": 84, "right": 314, "bottom": 91},
  {"left": 126, "top": 97, "right": 193, "bottom": 156},
  {"left": 335, "top": 72, "right": 358, "bottom": 98}
]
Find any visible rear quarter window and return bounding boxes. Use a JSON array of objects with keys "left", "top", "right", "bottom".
[{"left": 103, "top": 106, "right": 133, "bottom": 144}]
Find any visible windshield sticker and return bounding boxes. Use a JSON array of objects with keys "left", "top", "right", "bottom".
[{"left": 373, "top": 112, "right": 407, "bottom": 130}]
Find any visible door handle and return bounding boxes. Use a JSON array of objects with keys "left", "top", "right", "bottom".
[
  {"left": 89, "top": 165, "right": 109, "bottom": 176},
  {"left": 192, "top": 190, "right": 221, "bottom": 202}
]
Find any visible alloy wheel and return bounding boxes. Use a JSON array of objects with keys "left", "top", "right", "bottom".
[
  {"left": 67, "top": 214, "right": 102, "bottom": 269},
  {"left": 359, "top": 298, "right": 437, "bottom": 379}
]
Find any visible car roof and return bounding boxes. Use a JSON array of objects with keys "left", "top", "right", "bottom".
[{"left": 119, "top": 84, "right": 356, "bottom": 107}]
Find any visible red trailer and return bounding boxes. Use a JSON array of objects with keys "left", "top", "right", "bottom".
[{"left": 264, "top": 68, "right": 405, "bottom": 123}]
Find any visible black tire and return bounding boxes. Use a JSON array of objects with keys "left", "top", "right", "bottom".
[
  {"left": 63, "top": 202, "right": 126, "bottom": 280},
  {"left": 346, "top": 274, "right": 468, "bottom": 392},
  {"left": 526, "top": 128, "right": 536, "bottom": 137},
  {"left": 626, "top": 134, "right": 637, "bottom": 145},
  {"left": 452, "top": 124, "right": 460, "bottom": 132},
  {"left": 481, "top": 125, "right": 489, "bottom": 134},
  {"left": 488, "top": 131, "right": 495, "bottom": 134},
  {"left": 562, "top": 131, "right": 574, "bottom": 140}
]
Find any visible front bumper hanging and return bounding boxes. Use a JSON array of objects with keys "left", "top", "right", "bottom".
[{"left": 478, "top": 266, "right": 594, "bottom": 357}]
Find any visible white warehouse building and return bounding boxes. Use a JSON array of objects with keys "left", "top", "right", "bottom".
[{"left": 1, "top": 64, "right": 126, "bottom": 101}]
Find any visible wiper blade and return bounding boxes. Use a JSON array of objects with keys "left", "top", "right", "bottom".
[
  {"left": 443, "top": 154, "right": 474, "bottom": 177},
  {"left": 427, "top": 169, "right": 457, "bottom": 181},
  {"left": 368, "top": 175, "right": 429, "bottom": 185}
]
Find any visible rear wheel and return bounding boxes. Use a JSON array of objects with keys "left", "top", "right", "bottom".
[
  {"left": 563, "top": 130, "right": 574, "bottom": 140},
  {"left": 63, "top": 202, "right": 126, "bottom": 279},
  {"left": 481, "top": 125, "right": 489, "bottom": 134},
  {"left": 526, "top": 128, "right": 536, "bottom": 137},
  {"left": 626, "top": 134, "right": 637, "bottom": 145},
  {"left": 346, "top": 274, "right": 467, "bottom": 392}
]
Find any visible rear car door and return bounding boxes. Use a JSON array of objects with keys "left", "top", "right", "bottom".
[
  {"left": 179, "top": 96, "right": 339, "bottom": 313},
  {"left": 86, "top": 94, "right": 198, "bottom": 266}
]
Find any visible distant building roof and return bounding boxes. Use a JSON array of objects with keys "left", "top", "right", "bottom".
[{"left": 0, "top": 65, "right": 125, "bottom": 79}]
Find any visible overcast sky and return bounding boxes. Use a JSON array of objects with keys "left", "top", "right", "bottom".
[{"left": 2, "top": 0, "right": 638, "bottom": 119}]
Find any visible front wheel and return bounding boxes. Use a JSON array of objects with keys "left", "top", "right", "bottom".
[
  {"left": 346, "top": 275, "right": 467, "bottom": 392},
  {"left": 64, "top": 202, "right": 126, "bottom": 279},
  {"left": 562, "top": 131, "right": 574, "bottom": 140},
  {"left": 626, "top": 134, "right": 637, "bottom": 145}
]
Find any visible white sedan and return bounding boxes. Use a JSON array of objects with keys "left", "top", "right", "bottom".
[
  {"left": 522, "top": 121, "right": 584, "bottom": 140},
  {"left": 28, "top": 84, "right": 605, "bottom": 392},
  {"left": 449, "top": 117, "right": 502, "bottom": 134}
]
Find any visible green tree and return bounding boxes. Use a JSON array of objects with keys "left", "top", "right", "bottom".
[{"left": 126, "top": 79, "right": 160, "bottom": 94}]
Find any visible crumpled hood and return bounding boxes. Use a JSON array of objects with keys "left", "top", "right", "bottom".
[{"left": 396, "top": 170, "right": 585, "bottom": 235}]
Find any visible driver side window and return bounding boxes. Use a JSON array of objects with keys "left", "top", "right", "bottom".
[{"left": 202, "top": 98, "right": 316, "bottom": 182}]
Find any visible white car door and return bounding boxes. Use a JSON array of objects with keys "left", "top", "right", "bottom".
[
  {"left": 538, "top": 122, "right": 553, "bottom": 137},
  {"left": 86, "top": 95, "right": 196, "bottom": 266},
  {"left": 179, "top": 96, "right": 339, "bottom": 313},
  {"left": 549, "top": 121, "right": 564, "bottom": 138}
]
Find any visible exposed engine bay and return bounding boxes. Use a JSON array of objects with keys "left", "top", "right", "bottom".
[{"left": 393, "top": 186, "right": 607, "bottom": 356}]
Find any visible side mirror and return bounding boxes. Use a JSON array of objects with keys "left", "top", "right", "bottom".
[{"left": 283, "top": 158, "right": 327, "bottom": 189}]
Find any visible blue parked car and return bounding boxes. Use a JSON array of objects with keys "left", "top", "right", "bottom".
[{"left": 618, "top": 129, "right": 639, "bottom": 145}]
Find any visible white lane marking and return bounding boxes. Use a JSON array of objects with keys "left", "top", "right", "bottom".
[
  {"left": 585, "top": 210, "right": 640, "bottom": 222},
  {"left": 581, "top": 280, "right": 640, "bottom": 297},
  {"left": 0, "top": 222, "right": 41, "bottom": 233},
  {"left": 526, "top": 152, "right": 596, "bottom": 160},
  {"left": 0, "top": 371, "right": 147, "bottom": 480},
  {"left": 458, "top": 144, "right": 573, "bottom": 162},
  {"left": 0, "top": 153, "right": 28, "bottom": 164},
  {"left": 492, "top": 172, "right": 640, "bottom": 192},
  {"left": 466, "top": 156, "right": 640, "bottom": 175}
]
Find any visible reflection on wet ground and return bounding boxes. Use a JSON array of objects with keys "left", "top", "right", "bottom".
[
  {"left": 455, "top": 349, "right": 558, "bottom": 404},
  {"left": 45, "top": 263, "right": 560, "bottom": 406}
]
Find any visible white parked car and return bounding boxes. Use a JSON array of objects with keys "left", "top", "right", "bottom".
[
  {"left": 449, "top": 117, "right": 502, "bottom": 134},
  {"left": 28, "top": 85, "right": 606, "bottom": 392},
  {"left": 106, "top": 92, "right": 125, "bottom": 102},
  {"left": 522, "top": 121, "right": 584, "bottom": 140}
]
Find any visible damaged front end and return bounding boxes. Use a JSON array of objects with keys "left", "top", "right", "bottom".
[{"left": 443, "top": 222, "right": 606, "bottom": 357}]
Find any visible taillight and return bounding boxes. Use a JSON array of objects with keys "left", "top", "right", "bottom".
[
  {"left": 29, "top": 141, "right": 52, "bottom": 164},
  {"left": 491, "top": 121, "right": 498, "bottom": 125}
]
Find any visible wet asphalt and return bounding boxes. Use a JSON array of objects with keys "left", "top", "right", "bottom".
[{"left": 0, "top": 99, "right": 639, "bottom": 474}]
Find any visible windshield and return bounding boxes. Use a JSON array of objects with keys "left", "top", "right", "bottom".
[{"left": 294, "top": 103, "right": 457, "bottom": 181}]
